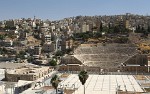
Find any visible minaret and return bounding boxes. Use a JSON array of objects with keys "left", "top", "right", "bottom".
[
  {"left": 34, "top": 16, "right": 36, "bottom": 21},
  {"left": 32, "top": 16, "right": 36, "bottom": 28}
]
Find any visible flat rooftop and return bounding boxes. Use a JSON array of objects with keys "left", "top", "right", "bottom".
[
  {"left": 0, "top": 62, "right": 38, "bottom": 69},
  {"left": 7, "top": 66, "right": 50, "bottom": 75},
  {"left": 59, "top": 74, "right": 144, "bottom": 94}
]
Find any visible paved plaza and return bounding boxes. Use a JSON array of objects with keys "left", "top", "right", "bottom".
[{"left": 59, "top": 74, "right": 144, "bottom": 94}]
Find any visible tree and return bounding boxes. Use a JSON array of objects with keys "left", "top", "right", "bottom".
[
  {"left": 101, "top": 26, "right": 109, "bottom": 33},
  {"left": 78, "top": 70, "right": 89, "bottom": 94},
  {"left": 114, "top": 37, "right": 129, "bottom": 43},
  {"left": 0, "top": 48, "right": 8, "bottom": 54},
  {"left": 50, "top": 75, "right": 60, "bottom": 94},
  {"left": 49, "top": 59, "right": 57, "bottom": 66},
  {"left": 114, "top": 26, "right": 120, "bottom": 33},
  {"left": 55, "top": 50, "right": 64, "bottom": 56},
  {"left": 93, "top": 32, "right": 102, "bottom": 38},
  {"left": 16, "top": 51, "right": 26, "bottom": 59},
  {"left": 0, "top": 35, "right": 5, "bottom": 40},
  {"left": 4, "top": 26, "right": 16, "bottom": 30},
  {"left": 100, "top": 22, "right": 103, "bottom": 32},
  {"left": 135, "top": 25, "right": 142, "bottom": 33},
  {"left": 147, "top": 26, "right": 150, "bottom": 33},
  {"left": 27, "top": 56, "right": 34, "bottom": 63}
]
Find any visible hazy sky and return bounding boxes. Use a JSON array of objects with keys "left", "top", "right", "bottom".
[{"left": 0, "top": 0, "right": 149, "bottom": 21}]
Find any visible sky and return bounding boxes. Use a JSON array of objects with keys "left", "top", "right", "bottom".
[{"left": 0, "top": 0, "right": 150, "bottom": 21}]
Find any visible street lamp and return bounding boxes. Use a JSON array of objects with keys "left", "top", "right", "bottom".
[
  {"left": 101, "top": 69, "right": 103, "bottom": 75},
  {"left": 67, "top": 64, "right": 69, "bottom": 73},
  {"left": 135, "top": 53, "right": 139, "bottom": 75},
  {"left": 72, "top": 84, "right": 75, "bottom": 94},
  {"left": 124, "top": 85, "right": 127, "bottom": 92},
  {"left": 116, "top": 85, "right": 120, "bottom": 94},
  {"left": 79, "top": 64, "right": 83, "bottom": 72}
]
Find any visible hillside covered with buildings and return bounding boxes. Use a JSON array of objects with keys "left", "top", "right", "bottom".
[{"left": 0, "top": 13, "right": 150, "bottom": 94}]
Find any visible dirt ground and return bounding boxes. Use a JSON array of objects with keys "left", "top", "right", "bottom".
[
  {"left": 134, "top": 75, "right": 147, "bottom": 80},
  {"left": 60, "top": 73, "right": 70, "bottom": 78}
]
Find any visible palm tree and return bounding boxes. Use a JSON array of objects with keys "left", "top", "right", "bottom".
[
  {"left": 50, "top": 75, "right": 60, "bottom": 94},
  {"left": 78, "top": 70, "right": 89, "bottom": 94}
]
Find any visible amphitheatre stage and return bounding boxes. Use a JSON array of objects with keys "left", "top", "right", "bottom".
[{"left": 59, "top": 74, "right": 144, "bottom": 94}]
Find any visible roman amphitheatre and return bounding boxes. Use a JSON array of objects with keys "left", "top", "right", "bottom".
[{"left": 60, "top": 43, "right": 148, "bottom": 73}]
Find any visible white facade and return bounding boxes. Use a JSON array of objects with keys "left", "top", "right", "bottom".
[
  {"left": 82, "top": 24, "right": 90, "bottom": 32},
  {"left": 44, "top": 34, "right": 51, "bottom": 42},
  {"left": 32, "top": 22, "right": 36, "bottom": 28}
]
